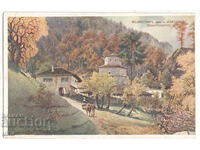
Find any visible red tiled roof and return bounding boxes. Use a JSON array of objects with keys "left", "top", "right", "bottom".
[
  {"left": 36, "top": 67, "right": 82, "bottom": 82},
  {"left": 106, "top": 53, "right": 119, "bottom": 57}
]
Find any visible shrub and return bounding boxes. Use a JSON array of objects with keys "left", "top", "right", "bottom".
[{"left": 29, "top": 85, "right": 61, "bottom": 121}]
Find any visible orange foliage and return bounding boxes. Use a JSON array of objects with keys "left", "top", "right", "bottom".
[
  {"left": 173, "top": 21, "right": 188, "bottom": 48},
  {"left": 187, "top": 22, "right": 195, "bottom": 49},
  {"left": 8, "top": 17, "right": 48, "bottom": 68},
  {"left": 104, "top": 35, "right": 121, "bottom": 56},
  {"left": 145, "top": 45, "right": 165, "bottom": 68},
  {"left": 170, "top": 51, "right": 195, "bottom": 114},
  {"left": 57, "top": 29, "right": 122, "bottom": 71}
]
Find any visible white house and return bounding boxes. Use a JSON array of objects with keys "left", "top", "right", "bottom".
[
  {"left": 36, "top": 67, "right": 82, "bottom": 95},
  {"left": 99, "top": 53, "right": 128, "bottom": 85},
  {"left": 146, "top": 88, "right": 163, "bottom": 98}
]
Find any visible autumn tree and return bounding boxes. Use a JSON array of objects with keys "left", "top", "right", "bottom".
[
  {"left": 119, "top": 32, "right": 146, "bottom": 80},
  {"left": 117, "top": 79, "right": 132, "bottom": 114},
  {"left": 155, "top": 51, "right": 195, "bottom": 133},
  {"left": 82, "top": 72, "right": 115, "bottom": 109},
  {"left": 82, "top": 72, "right": 101, "bottom": 108},
  {"left": 117, "top": 77, "right": 146, "bottom": 116},
  {"left": 57, "top": 33, "right": 80, "bottom": 69},
  {"left": 187, "top": 22, "right": 195, "bottom": 49},
  {"left": 173, "top": 21, "right": 188, "bottom": 48},
  {"left": 56, "top": 29, "right": 123, "bottom": 73},
  {"left": 103, "top": 35, "right": 121, "bottom": 57},
  {"left": 98, "top": 73, "right": 115, "bottom": 109},
  {"left": 145, "top": 45, "right": 166, "bottom": 69},
  {"left": 127, "top": 76, "right": 146, "bottom": 116},
  {"left": 170, "top": 51, "right": 195, "bottom": 114},
  {"left": 8, "top": 17, "right": 48, "bottom": 68}
]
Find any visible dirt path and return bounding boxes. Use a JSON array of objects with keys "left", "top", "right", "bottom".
[
  {"left": 62, "top": 96, "right": 86, "bottom": 113},
  {"left": 62, "top": 96, "right": 162, "bottom": 135}
]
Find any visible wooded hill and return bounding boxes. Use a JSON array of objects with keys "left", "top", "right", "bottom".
[{"left": 27, "top": 17, "right": 173, "bottom": 77}]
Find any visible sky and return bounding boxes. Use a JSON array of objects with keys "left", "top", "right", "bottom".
[{"left": 105, "top": 15, "right": 194, "bottom": 50}]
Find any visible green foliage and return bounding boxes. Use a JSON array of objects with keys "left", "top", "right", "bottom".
[
  {"left": 141, "top": 70, "right": 155, "bottom": 87},
  {"left": 121, "top": 81, "right": 133, "bottom": 104},
  {"left": 82, "top": 72, "right": 115, "bottom": 96},
  {"left": 121, "top": 76, "right": 146, "bottom": 104},
  {"left": 131, "top": 76, "right": 146, "bottom": 97},
  {"left": 119, "top": 32, "right": 146, "bottom": 80},
  {"left": 136, "top": 96, "right": 162, "bottom": 112},
  {"left": 161, "top": 68, "right": 172, "bottom": 89}
]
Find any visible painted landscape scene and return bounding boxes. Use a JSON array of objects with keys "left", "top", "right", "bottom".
[{"left": 6, "top": 14, "right": 195, "bottom": 135}]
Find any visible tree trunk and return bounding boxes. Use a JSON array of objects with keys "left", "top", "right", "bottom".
[
  {"left": 15, "top": 49, "right": 22, "bottom": 67},
  {"left": 10, "top": 52, "right": 15, "bottom": 64},
  {"left": 95, "top": 94, "right": 100, "bottom": 109},
  {"left": 100, "top": 95, "right": 105, "bottom": 109},
  {"left": 106, "top": 94, "right": 111, "bottom": 109},
  {"left": 127, "top": 103, "right": 134, "bottom": 116},
  {"left": 117, "top": 104, "right": 127, "bottom": 114},
  {"left": 130, "top": 65, "right": 133, "bottom": 81}
]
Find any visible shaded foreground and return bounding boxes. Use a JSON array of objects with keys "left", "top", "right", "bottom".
[{"left": 63, "top": 97, "right": 162, "bottom": 135}]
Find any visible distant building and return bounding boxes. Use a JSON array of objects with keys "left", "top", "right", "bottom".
[
  {"left": 99, "top": 53, "right": 128, "bottom": 85},
  {"left": 36, "top": 67, "right": 82, "bottom": 95},
  {"left": 146, "top": 88, "right": 163, "bottom": 98}
]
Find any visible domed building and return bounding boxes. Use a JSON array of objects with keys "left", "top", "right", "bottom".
[{"left": 99, "top": 53, "right": 128, "bottom": 85}]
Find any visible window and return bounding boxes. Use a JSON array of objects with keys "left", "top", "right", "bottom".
[
  {"left": 43, "top": 78, "right": 53, "bottom": 82},
  {"left": 61, "top": 77, "right": 69, "bottom": 82}
]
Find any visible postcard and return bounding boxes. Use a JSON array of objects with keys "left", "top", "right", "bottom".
[{"left": 2, "top": 12, "right": 195, "bottom": 137}]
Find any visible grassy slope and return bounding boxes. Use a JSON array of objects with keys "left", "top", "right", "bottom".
[
  {"left": 66, "top": 97, "right": 162, "bottom": 135},
  {"left": 8, "top": 68, "right": 98, "bottom": 135},
  {"left": 92, "top": 106, "right": 162, "bottom": 135}
]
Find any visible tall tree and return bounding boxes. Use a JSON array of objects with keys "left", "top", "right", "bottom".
[
  {"left": 161, "top": 68, "right": 172, "bottom": 89},
  {"left": 170, "top": 51, "right": 195, "bottom": 114},
  {"left": 117, "top": 79, "right": 132, "bottom": 114},
  {"left": 82, "top": 72, "right": 115, "bottom": 109},
  {"left": 128, "top": 77, "right": 146, "bottom": 116},
  {"left": 117, "top": 77, "right": 146, "bottom": 116},
  {"left": 145, "top": 45, "right": 166, "bottom": 68},
  {"left": 119, "top": 32, "right": 146, "bottom": 80},
  {"left": 187, "top": 22, "right": 195, "bottom": 49},
  {"left": 173, "top": 21, "right": 188, "bottom": 48},
  {"left": 8, "top": 17, "right": 48, "bottom": 68},
  {"left": 99, "top": 73, "right": 115, "bottom": 109},
  {"left": 82, "top": 72, "right": 101, "bottom": 108}
]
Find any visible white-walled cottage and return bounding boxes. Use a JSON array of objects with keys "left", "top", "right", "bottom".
[{"left": 36, "top": 67, "right": 82, "bottom": 95}]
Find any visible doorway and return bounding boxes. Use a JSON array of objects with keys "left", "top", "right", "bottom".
[{"left": 59, "top": 87, "right": 66, "bottom": 96}]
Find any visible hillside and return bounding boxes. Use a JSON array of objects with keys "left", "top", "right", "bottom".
[
  {"left": 44, "top": 17, "right": 174, "bottom": 54},
  {"left": 27, "top": 17, "right": 173, "bottom": 74},
  {"left": 8, "top": 68, "right": 98, "bottom": 135},
  {"left": 162, "top": 47, "right": 194, "bottom": 77},
  {"left": 140, "top": 32, "right": 174, "bottom": 55}
]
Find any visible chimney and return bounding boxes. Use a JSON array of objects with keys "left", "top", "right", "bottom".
[{"left": 51, "top": 65, "right": 54, "bottom": 72}]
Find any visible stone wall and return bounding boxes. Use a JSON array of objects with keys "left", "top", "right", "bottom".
[{"left": 99, "top": 67, "right": 127, "bottom": 84}]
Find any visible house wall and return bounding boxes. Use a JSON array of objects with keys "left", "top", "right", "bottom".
[
  {"left": 99, "top": 67, "right": 127, "bottom": 84},
  {"left": 99, "top": 67, "right": 127, "bottom": 76},
  {"left": 105, "top": 56, "right": 122, "bottom": 66},
  {"left": 146, "top": 89, "right": 163, "bottom": 98},
  {"left": 36, "top": 75, "right": 77, "bottom": 95}
]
